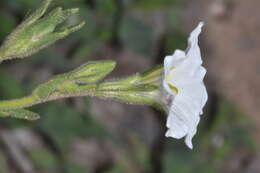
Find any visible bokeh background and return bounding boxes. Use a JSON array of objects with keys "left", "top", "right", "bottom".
[{"left": 0, "top": 0, "right": 260, "bottom": 173}]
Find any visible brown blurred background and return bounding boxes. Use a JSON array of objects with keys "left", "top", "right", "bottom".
[{"left": 0, "top": 0, "right": 259, "bottom": 173}]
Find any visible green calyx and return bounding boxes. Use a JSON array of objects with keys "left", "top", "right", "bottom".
[{"left": 96, "top": 65, "right": 164, "bottom": 110}]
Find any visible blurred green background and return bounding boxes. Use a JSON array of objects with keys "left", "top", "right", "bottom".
[{"left": 0, "top": 0, "right": 258, "bottom": 173}]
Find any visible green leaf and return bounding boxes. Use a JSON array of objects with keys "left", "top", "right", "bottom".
[{"left": 0, "top": 109, "right": 40, "bottom": 120}]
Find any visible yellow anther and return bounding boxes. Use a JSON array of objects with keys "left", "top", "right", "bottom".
[{"left": 168, "top": 83, "right": 178, "bottom": 94}]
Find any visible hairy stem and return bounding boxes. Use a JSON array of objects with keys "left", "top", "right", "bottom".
[
  {"left": 0, "top": 96, "right": 39, "bottom": 110},
  {"left": 0, "top": 93, "right": 91, "bottom": 111},
  {"left": 0, "top": 82, "right": 161, "bottom": 111}
]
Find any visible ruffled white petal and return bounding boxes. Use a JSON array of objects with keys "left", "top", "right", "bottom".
[
  {"left": 164, "top": 49, "right": 186, "bottom": 74},
  {"left": 182, "top": 22, "right": 204, "bottom": 76},
  {"left": 187, "top": 22, "right": 203, "bottom": 65},
  {"left": 163, "top": 22, "right": 207, "bottom": 149}
]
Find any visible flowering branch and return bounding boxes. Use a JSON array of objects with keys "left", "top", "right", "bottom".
[
  {"left": 0, "top": 0, "right": 208, "bottom": 148},
  {"left": 0, "top": 62, "right": 163, "bottom": 109}
]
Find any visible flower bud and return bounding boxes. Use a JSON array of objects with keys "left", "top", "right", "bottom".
[
  {"left": 33, "top": 61, "right": 116, "bottom": 100},
  {"left": 0, "top": 0, "right": 85, "bottom": 61}
]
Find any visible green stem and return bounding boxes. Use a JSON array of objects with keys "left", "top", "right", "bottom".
[
  {"left": 0, "top": 95, "right": 39, "bottom": 110},
  {"left": 0, "top": 88, "right": 96, "bottom": 111}
]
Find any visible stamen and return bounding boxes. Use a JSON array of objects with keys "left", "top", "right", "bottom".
[{"left": 168, "top": 83, "right": 178, "bottom": 94}]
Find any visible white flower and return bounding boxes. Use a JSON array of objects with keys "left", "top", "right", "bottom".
[{"left": 163, "top": 22, "right": 208, "bottom": 149}]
